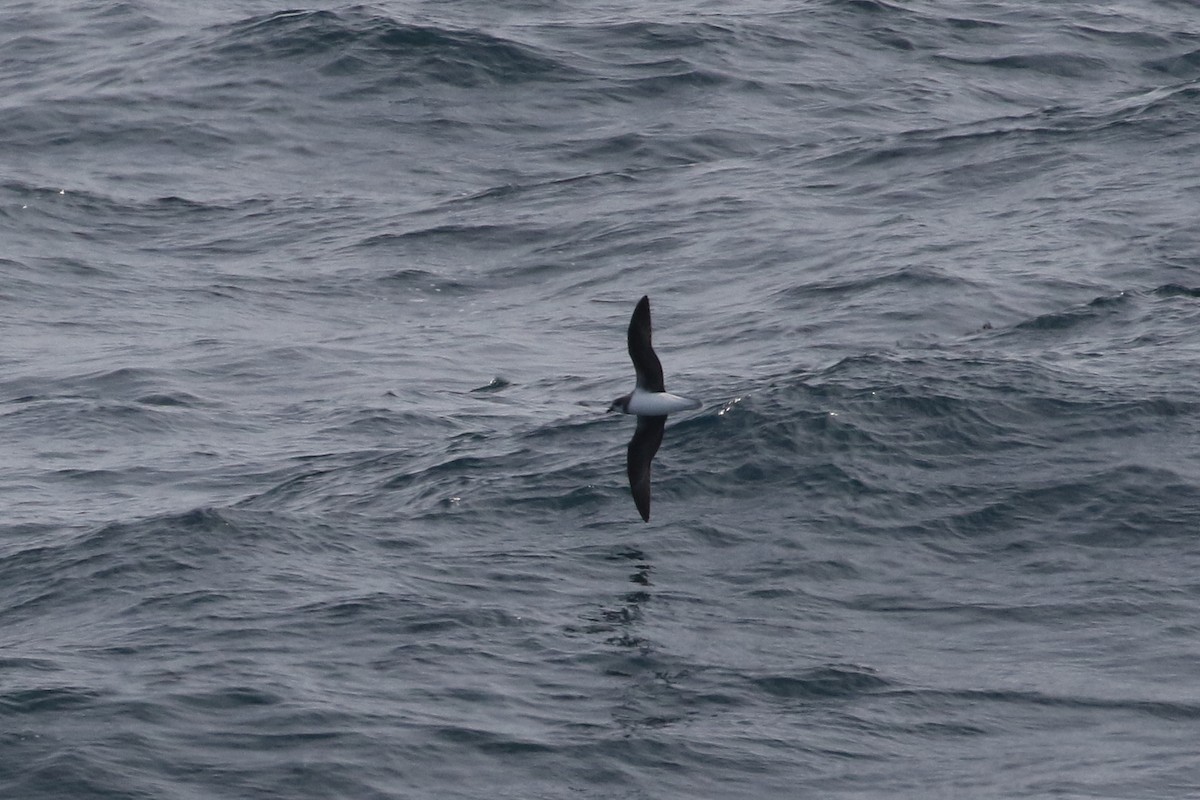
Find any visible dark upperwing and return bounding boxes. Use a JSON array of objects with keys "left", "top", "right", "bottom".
[
  {"left": 627, "top": 414, "right": 666, "bottom": 522},
  {"left": 627, "top": 295, "right": 665, "bottom": 393}
]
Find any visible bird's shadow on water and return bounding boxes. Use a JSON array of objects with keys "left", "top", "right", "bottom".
[
  {"left": 580, "top": 544, "right": 708, "bottom": 734},
  {"left": 595, "top": 545, "right": 654, "bottom": 651},
  {"left": 564, "top": 543, "right": 655, "bottom": 648}
]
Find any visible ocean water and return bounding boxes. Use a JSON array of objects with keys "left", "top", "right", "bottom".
[{"left": 4, "top": 0, "right": 1200, "bottom": 797}]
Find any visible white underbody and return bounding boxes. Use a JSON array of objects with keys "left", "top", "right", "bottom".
[{"left": 626, "top": 388, "right": 702, "bottom": 416}]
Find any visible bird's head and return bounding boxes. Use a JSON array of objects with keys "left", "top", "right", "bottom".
[{"left": 608, "top": 394, "right": 631, "bottom": 414}]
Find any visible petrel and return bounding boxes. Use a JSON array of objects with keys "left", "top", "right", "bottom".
[{"left": 608, "top": 296, "right": 701, "bottom": 521}]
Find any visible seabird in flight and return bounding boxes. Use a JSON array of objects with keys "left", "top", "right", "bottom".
[{"left": 608, "top": 295, "right": 701, "bottom": 521}]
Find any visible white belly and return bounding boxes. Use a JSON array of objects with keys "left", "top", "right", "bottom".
[{"left": 627, "top": 389, "right": 702, "bottom": 416}]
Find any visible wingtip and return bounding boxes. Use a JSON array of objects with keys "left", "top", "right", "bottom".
[
  {"left": 631, "top": 477, "right": 652, "bottom": 522},
  {"left": 630, "top": 296, "right": 653, "bottom": 339},
  {"left": 633, "top": 491, "right": 651, "bottom": 522}
]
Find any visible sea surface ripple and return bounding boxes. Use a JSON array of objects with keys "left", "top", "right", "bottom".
[{"left": 4, "top": 1, "right": 1200, "bottom": 797}]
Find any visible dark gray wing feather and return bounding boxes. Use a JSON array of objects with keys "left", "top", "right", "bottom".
[
  {"left": 627, "top": 415, "right": 666, "bottom": 522},
  {"left": 628, "top": 295, "right": 665, "bottom": 393}
]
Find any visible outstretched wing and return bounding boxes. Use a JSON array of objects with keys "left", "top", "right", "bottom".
[
  {"left": 627, "top": 295, "right": 665, "bottom": 393},
  {"left": 627, "top": 415, "right": 666, "bottom": 522}
]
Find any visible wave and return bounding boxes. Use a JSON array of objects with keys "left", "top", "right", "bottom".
[{"left": 209, "top": 8, "right": 577, "bottom": 89}]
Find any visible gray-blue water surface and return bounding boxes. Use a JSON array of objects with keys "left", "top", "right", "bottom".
[{"left": 4, "top": 1, "right": 1200, "bottom": 797}]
